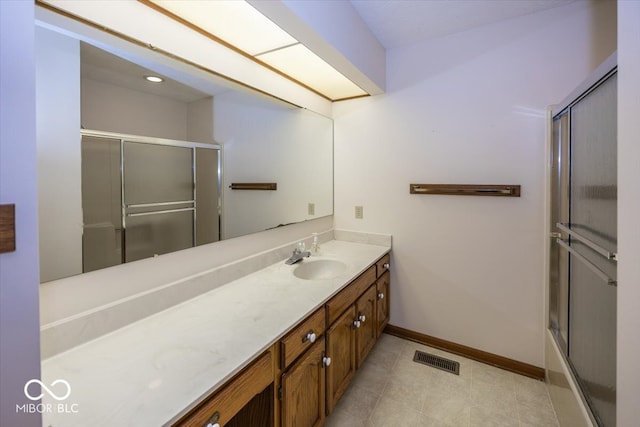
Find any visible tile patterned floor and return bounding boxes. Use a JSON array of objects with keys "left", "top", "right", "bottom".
[{"left": 325, "top": 334, "right": 559, "bottom": 427}]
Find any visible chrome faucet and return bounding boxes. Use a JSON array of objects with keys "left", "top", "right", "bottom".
[{"left": 285, "top": 242, "right": 311, "bottom": 265}]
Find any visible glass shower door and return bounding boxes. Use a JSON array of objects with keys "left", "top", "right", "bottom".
[
  {"left": 550, "top": 71, "right": 617, "bottom": 427},
  {"left": 123, "top": 141, "right": 195, "bottom": 263},
  {"left": 81, "top": 135, "right": 123, "bottom": 272},
  {"left": 567, "top": 73, "right": 617, "bottom": 427}
]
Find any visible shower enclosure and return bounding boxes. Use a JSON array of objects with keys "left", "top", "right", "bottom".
[
  {"left": 548, "top": 59, "right": 617, "bottom": 426},
  {"left": 81, "top": 130, "right": 220, "bottom": 273}
]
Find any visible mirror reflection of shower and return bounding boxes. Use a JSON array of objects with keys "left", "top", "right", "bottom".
[{"left": 81, "top": 132, "right": 220, "bottom": 273}]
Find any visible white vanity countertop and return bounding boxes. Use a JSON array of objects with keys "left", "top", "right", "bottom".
[{"left": 40, "top": 240, "right": 390, "bottom": 427}]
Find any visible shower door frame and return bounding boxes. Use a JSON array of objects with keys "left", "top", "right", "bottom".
[
  {"left": 81, "top": 129, "right": 222, "bottom": 268},
  {"left": 546, "top": 52, "right": 618, "bottom": 427}
]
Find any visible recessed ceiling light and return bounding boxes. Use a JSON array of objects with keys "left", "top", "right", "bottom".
[{"left": 145, "top": 75, "right": 164, "bottom": 83}]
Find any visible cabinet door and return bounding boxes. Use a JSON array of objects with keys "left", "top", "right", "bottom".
[
  {"left": 326, "top": 306, "right": 356, "bottom": 415},
  {"left": 175, "top": 350, "right": 273, "bottom": 426},
  {"left": 355, "top": 285, "right": 377, "bottom": 368},
  {"left": 281, "top": 337, "right": 326, "bottom": 427},
  {"left": 376, "top": 270, "right": 390, "bottom": 337}
]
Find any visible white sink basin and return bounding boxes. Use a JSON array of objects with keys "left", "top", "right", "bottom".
[{"left": 293, "top": 259, "right": 347, "bottom": 280}]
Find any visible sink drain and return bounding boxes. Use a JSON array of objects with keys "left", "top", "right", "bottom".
[{"left": 413, "top": 350, "right": 460, "bottom": 375}]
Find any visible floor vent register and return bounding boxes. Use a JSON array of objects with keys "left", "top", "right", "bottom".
[{"left": 413, "top": 350, "right": 460, "bottom": 375}]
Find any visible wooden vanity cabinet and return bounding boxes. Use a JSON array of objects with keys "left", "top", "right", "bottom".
[
  {"left": 176, "top": 253, "right": 390, "bottom": 427},
  {"left": 355, "top": 284, "right": 377, "bottom": 368},
  {"left": 325, "top": 253, "right": 391, "bottom": 415},
  {"left": 324, "top": 264, "right": 378, "bottom": 416},
  {"left": 175, "top": 348, "right": 274, "bottom": 427},
  {"left": 280, "top": 337, "right": 327, "bottom": 427},
  {"left": 375, "top": 254, "right": 390, "bottom": 277},
  {"left": 325, "top": 306, "right": 356, "bottom": 414},
  {"left": 375, "top": 270, "right": 390, "bottom": 337},
  {"left": 280, "top": 308, "right": 326, "bottom": 369},
  {"left": 278, "top": 307, "right": 328, "bottom": 427}
]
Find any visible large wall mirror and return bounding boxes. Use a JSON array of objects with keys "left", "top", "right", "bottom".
[{"left": 36, "top": 16, "right": 333, "bottom": 283}]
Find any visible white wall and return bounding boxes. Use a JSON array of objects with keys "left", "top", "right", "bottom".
[
  {"left": 0, "top": 2, "right": 42, "bottom": 426},
  {"left": 187, "top": 97, "right": 215, "bottom": 144},
  {"left": 215, "top": 91, "right": 333, "bottom": 239},
  {"left": 617, "top": 1, "right": 640, "bottom": 425},
  {"left": 36, "top": 27, "right": 83, "bottom": 283},
  {"left": 333, "top": 0, "right": 616, "bottom": 367},
  {"left": 81, "top": 78, "right": 189, "bottom": 140}
]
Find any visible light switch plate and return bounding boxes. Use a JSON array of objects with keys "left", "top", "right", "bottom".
[
  {"left": 355, "top": 205, "right": 363, "bottom": 219},
  {"left": 308, "top": 203, "right": 315, "bottom": 215}
]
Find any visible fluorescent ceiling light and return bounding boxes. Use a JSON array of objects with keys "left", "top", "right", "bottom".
[
  {"left": 146, "top": 0, "right": 367, "bottom": 101},
  {"left": 150, "top": 0, "right": 296, "bottom": 55},
  {"left": 257, "top": 44, "right": 367, "bottom": 100}
]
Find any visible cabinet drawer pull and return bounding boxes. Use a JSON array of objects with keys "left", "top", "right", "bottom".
[
  {"left": 303, "top": 331, "right": 317, "bottom": 343},
  {"left": 377, "top": 292, "right": 384, "bottom": 300},
  {"left": 353, "top": 320, "right": 361, "bottom": 328},
  {"left": 383, "top": 263, "right": 390, "bottom": 269},
  {"left": 322, "top": 354, "right": 332, "bottom": 367},
  {"left": 358, "top": 314, "right": 366, "bottom": 323},
  {"left": 204, "top": 411, "right": 220, "bottom": 427}
]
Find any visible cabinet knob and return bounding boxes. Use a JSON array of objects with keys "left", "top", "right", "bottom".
[
  {"left": 353, "top": 320, "right": 361, "bottom": 328},
  {"left": 383, "top": 263, "right": 390, "bottom": 270},
  {"left": 303, "top": 331, "right": 316, "bottom": 343},
  {"left": 204, "top": 411, "right": 220, "bottom": 427},
  {"left": 358, "top": 314, "right": 366, "bottom": 323},
  {"left": 322, "top": 355, "right": 332, "bottom": 367},
  {"left": 377, "top": 292, "right": 384, "bottom": 300}
]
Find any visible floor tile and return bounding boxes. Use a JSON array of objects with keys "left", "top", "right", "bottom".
[
  {"left": 365, "top": 343, "right": 402, "bottom": 372},
  {"left": 369, "top": 395, "right": 421, "bottom": 427},
  {"left": 422, "top": 391, "right": 472, "bottom": 424},
  {"left": 518, "top": 398, "right": 559, "bottom": 427},
  {"left": 325, "top": 406, "right": 368, "bottom": 427},
  {"left": 417, "top": 409, "right": 470, "bottom": 427},
  {"left": 334, "top": 383, "right": 380, "bottom": 418},
  {"left": 470, "top": 378, "right": 519, "bottom": 418},
  {"left": 325, "top": 334, "right": 560, "bottom": 427},
  {"left": 515, "top": 375, "right": 553, "bottom": 407},
  {"left": 469, "top": 405, "right": 519, "bottom": 427},
  {"left": 380, "top": 375, "right": 426, "bottom": 411},
  {"left": 349, "top": 359, "right": 393, "bottom": 392}
]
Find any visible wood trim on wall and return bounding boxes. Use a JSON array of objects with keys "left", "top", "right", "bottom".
[
  {"left": 0, "top": 204, "right": 16, "bottom": 253},
  {"left": 384, "top": 324, "right": 545, "bottom": 380},
  {"left": 229, "top": 183, "right": 277, "bottom": 191},
  {"left": 409, "top": 184, "right": 521, "bottom": 197}
]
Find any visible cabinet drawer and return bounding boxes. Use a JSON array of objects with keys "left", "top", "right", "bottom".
[
  {"left": 376, "top": 254, "right": 390, "bottom": 278},
  {"left": 326, "top": 266, "right": 376, "bottom": 326},
  {"left": 177, "top": 349, "right": 273, "bottom": 427},
  {"left": 281, "top": 307, "right": 326, "bottom": 369}
]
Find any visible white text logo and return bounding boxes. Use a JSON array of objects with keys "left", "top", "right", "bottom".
[
  {"left": 24, "top": 379, "right": 71, "bottom": 401},
  {"left": 17, "top": 379, "right": 79, "bottom": 414}
]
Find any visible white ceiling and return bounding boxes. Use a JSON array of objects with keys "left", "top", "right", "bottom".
[
  {"left": 350, "top": 0, "right": 576, "bottom": 49},
  {"left": 81, "top": 43, "right": 212, "bottom": 103}
]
